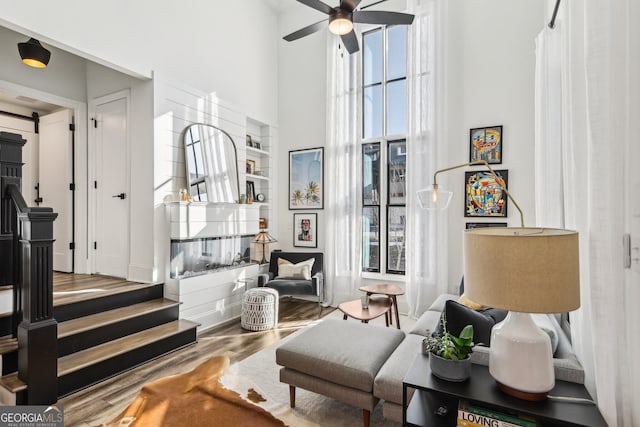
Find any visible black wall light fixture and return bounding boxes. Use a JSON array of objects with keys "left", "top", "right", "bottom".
[{"left": 18, "top": 38, "right": 51, "bottom": 68}]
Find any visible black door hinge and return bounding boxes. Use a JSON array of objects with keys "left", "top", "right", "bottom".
[
  {"left": 69, "top": 123, "right": 75, "bottom": 131},
  {"left": 69, "top": 242, "right": 75, "bottom": 250},
  {"left": 94, "top": 241, "right": 97, "bottom": 250},
  {"left": 91, "top": 117, "right": 97, "bottom": 128},
  {"left": 94, "top": 181, "right": 97, "bottom": 189},
  {"left": 69, "top": 183, "right": 75, "bottom": 191}
]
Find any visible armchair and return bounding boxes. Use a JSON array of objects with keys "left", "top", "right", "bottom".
[{"left": 257, "top": 252, "right": 324, "bottom": 316}]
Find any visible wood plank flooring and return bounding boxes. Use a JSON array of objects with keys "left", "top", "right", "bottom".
[{"left": 58, "top": 299, "right": 334, "bottom": 427}]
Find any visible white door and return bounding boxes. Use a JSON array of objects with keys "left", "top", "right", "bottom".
[
  {"left": 0, "top": 117, "right": 38, "bottom": 203},
  {"left": 93, "top": 96, "right": 129, "bottom": 278},
  {"left": 39, "top": 109, "right": 74, "bottom": 272}
]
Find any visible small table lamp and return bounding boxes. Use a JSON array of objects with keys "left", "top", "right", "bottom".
[
  {"left": 252, "top": 231, "right": 277, "bottom": 264},
  {"left": 464, "top": 227, "right": 580, "bottom": 400}
]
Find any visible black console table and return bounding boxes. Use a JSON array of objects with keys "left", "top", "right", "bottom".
[{"left": 402, "top": 353, "right": 607, "bottom": 427}]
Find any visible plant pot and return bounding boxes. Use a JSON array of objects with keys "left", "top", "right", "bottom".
[{"left": 429, "top": 352, "right": 471, "bottom": 382}]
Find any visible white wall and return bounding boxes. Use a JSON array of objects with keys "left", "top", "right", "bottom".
[
  {"left": 276, "top": 5, "right": 328, "bottom": 252},
  {"left": 446, "top": 0, "right": 545, "bottom": 290},
  {"left": 278, "top": 0, "right": 545, "bottom": 295},
  {"left": 0, "top": 0, "right": 280, "bottom": 125}
]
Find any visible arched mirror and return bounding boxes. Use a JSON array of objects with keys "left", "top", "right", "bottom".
[{"left": 183, "top": 123, "right": 240, "bottom": 203}]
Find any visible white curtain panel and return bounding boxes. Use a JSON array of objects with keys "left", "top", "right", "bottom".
[
  {"left": 324, "top": 35, "right": 362, "bottom": 305},
  {"left": 535, "top": 0, "right": 638, "bottom": 424},
  {"left": 405, "top": 0, "right": 449, "bottom": 317}
]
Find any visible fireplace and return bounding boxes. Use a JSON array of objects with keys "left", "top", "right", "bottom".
[{"left": 170, "top": 234, "right": 253, "bottom": 279}]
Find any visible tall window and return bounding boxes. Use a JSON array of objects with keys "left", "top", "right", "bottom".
[{"left": 361, "top": 25, "right": 407, "bottom": 274}]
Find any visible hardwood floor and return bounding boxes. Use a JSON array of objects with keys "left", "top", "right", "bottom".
[{"left": 58, "top": 299, "right": 334, "bottom": 427}]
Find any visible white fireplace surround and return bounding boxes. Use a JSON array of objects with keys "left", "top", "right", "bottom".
[{"left": 163, "top": 201, "right": 261, "bottom": 332}]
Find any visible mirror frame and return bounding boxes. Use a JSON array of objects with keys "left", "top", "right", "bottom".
[{"left": 183, "top": 123, "right": 240, "bottom": 203}]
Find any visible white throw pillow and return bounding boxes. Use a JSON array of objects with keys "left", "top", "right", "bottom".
[{"left": 276, "top": 258, "right": 315, "bottom": 280}]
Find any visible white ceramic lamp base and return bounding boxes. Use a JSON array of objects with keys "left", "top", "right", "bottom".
[{"left": 489, "top": 311, "right": 554, "bottom": 401}]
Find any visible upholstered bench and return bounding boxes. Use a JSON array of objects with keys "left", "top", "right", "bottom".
[
  {"left": 275, "top": 319, "right": 405, "bottom": 427},
  {"left": 241, "top": 287, "right": 279, "bottom": 331}
]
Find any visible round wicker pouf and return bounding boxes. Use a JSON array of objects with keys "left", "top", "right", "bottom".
[{"left": 241, "top": 287, "right": 279, "bottom": 331}]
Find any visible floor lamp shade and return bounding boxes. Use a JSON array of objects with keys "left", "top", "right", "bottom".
[{"left": 463, "top": 227, "right": 580, "bottom": 399}]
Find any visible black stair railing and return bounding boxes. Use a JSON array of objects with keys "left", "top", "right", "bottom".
[{"left": 0, "top": 131, "right": 58, "bottom": 404}]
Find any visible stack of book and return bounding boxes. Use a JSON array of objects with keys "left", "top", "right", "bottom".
[{"left": 457, "top": 400, "right": 537, "bottom": 427}]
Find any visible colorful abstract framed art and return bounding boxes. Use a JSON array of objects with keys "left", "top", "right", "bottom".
[
  {"left": 464, "top": 169, "right": 509, "bottom": 217},
  {"left": 470, "top": 125, "right": 503, "bottom": 164}
]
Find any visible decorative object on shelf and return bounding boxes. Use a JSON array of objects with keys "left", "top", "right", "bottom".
[
  {"left": 246, "top": 134, "right": 253, "bottom": 147},
  {"left": 246, "top": 159, "right": 256, "bottom": 175},
  {"left": 259, "top": 217, "right": 267, "bottom": 229},
  {"left": 289, "top": 147, "right": 324, "bottom": 209},
  {"left": 252, "top": 231, "right": 277, "bottom": 264},
  {"left": 253, "top": 141, "right": 262, "bottom": 150},
  {"left": 256, "top": 193, "right": 266, "bottom": 203},
  {"left": 239, "top": 193, "right": 246, "bottom": 204},
  {"left": 465, "top": 222, "right": 508, "bottom": 229},
  {"left": 18, "top": 38, "right": 51, "bottom": 68},
  {"left": 465, "top": 169, "right": 509, "bottom": 217},
  {"left": 417, "top": 160, "right": 581, "bottom": 401},
  {"left": 470, "top": 125, "right": 503, "bottom": 164},
  {"left": 423, "top": 316, "right": 474, "bottom": 382},
  {"left": 293, "top": 213, "right": 317, "bottom": 248},
  {"left": 246, "top": 181, "right": 255, "bottom": 201},
  {"left": 282, "top": 0, "right": 414, "bottom": 54}
]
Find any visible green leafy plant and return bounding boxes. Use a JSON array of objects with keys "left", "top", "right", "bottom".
[{"left": 423, "top": 315, "right": 474, "bottom": 361}]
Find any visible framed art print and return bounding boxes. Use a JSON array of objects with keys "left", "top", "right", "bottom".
[
  {"left": 293, "top": 213, "right": 317, "bottom": 248},
  {"left": 470, "top": 125, "right": 503, "bottom": 164},
  {"left": 465, "top": 169, "right": 508, "bottom": 217},
  {"left": 289, "top": 147, "right": 323, "bottom": 209}
]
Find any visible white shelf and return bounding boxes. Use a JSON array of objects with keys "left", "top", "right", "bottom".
[
  {"left": 246, "top": 146, "right": 269, "bottom": 156},
  {"left": 247, "top": 173, "right": 270, "bottom": 181}
]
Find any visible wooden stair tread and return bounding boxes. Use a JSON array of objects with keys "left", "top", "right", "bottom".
[
  {"left": 0, "top": 285, "right": 13, "bottom": 291},
  {"left": 58, "top": 299, "right": 180, "bottom": 338},
  {"left": 0, "top": 336, "right": 17, "bottom": 355},
  {"left": 0, "top": 373, "right": 26, "bottom": 393},
  {"left": 53, "top": 274, "right": 158, "bottom": 307},
  {"left": 58, "top": 320, "right": 198, "bottom": 376}
]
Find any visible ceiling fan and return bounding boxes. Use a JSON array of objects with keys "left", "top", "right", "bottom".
[{"left": 283, "top": 0, "right": 415, "bottom": 54}]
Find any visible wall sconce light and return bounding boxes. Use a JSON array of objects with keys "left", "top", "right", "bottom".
[{"left": 18, "top": 38, "right": 51, "bottom": 69}]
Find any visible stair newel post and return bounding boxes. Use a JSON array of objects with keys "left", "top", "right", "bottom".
[
  {"left": 17, "top": 206, "right": 58, "bottom": 404},
  {"left": 0, "top": 132, "right": 26, "bottom": 335}
]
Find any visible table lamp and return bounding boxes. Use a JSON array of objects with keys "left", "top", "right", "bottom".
[
  {"left": 252, "top": 231, "right": 277, "bottom": 264},
  {"left": 418, "top": 161, "right": 580, "bottom": 401}
]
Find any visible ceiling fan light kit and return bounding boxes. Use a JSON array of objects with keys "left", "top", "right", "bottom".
[
  {"left": 329, "top": 11, "right": 353, "bottom": 35},
  {"left": 284, "top": 0, "right": 415, "bottom": 54}
]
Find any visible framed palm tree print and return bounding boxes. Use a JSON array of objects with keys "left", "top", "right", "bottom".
[{"left": 289, "top": 147, "right": 324, "bottom": 209}]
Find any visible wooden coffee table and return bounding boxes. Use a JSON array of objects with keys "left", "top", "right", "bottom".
[
  {"left": 338, "top": 297, "right": 392, "bottom": 326},
  {"left": 358, "top": 284, "right": 405, "bottom": 329}
]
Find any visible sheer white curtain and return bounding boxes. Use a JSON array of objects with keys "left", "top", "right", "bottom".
[
  {"left": 324, "top": 36, "right": 362, "bottom": 305},
  {"left": 535, "top": 1, "right": 637, "bottom": 424},
  {"left": 405, "top": 0, "right": 448, "bottom": 317}
]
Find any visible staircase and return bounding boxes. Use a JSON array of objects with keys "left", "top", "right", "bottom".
[{"left": 0, "top": 276, "right": 199, "bottom": 404}]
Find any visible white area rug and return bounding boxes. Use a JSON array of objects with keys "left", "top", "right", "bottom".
[{"left": 222, "top": 310, "right": 416, "bottom": 426}]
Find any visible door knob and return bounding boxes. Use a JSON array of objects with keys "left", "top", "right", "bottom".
[{"left": 112, "top": 193, "right": 126, "bottom": 200}]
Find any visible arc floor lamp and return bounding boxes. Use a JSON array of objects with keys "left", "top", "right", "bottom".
[{"left": 418, "top": 159, "right": 580, "bottom": 401}]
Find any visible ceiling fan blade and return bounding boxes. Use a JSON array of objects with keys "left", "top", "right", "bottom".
[
  {"left": 352, "top": 10, "right": 415, "bottom": 25},
  {"left": 297, "top": 0, "right": 334, "bottom": 15},
  {"left": 340, "top": 0, "right": 363, "bottom": 12},
  {"left": 359, "top": 0, "right": 388, "bottom": 10},
  {"left": 340, "top": 30, "right": 360, "bottom": 54},
  {"left": 283, "top": 19, "right": 328, "bottom": 42}
]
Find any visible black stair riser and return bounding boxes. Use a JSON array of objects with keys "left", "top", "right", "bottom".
[
  {"left": 0, "top": 316, "right": 11, "bottom": 337},
  {"left": 54, "top": 284, "right": 164, "bottom": 322},
  {"left": 2, "top": 350, "right": 17, "bottom": 375},
  {"left": 57, "top": 328, "right": 197, "bottom": 398},
  {"left": 58, "top": 305, "right": 180, "bottom": 357}
]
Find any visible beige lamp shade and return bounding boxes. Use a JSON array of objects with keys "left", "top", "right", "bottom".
[{"left": 463, "top": 227, "right": 580, "bottom": 313}]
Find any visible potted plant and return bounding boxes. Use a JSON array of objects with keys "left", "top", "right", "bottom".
[{"left": 423, "top": 315, "right": 474, "bottom": 382}]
